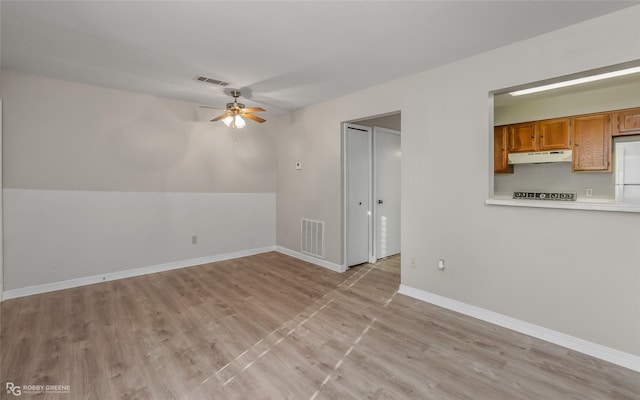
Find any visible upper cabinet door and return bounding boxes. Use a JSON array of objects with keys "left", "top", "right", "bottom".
[
  {"left": 612, "top": 107, "right": 640, "bottom": 136},
  {"left": 508, "top": 122, "right": 536, "bottom": 152},
  {"left": 537, "top": 118, "right": 570, "bottom": 150},
  {"left": 572, "top": 113, "right": 611, "bottom": 172},
  {"left": 494, "top": 126, "right": 513, "bottom": 174}
]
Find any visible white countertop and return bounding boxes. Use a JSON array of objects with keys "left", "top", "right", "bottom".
[{"left": 486, "top": 197, "right": 640, "bottom": 213}]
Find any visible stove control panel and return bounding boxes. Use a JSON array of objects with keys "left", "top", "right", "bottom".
[{"left": 513, "top": 192, "right": 576, "bottom": 201}]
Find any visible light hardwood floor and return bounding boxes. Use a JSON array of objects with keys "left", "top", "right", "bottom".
[{"left": 1, "top": 252, "right": 638, "bottom": 399}]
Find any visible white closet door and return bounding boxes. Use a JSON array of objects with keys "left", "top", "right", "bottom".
[
  {"left": 374, "top": 127, "right": 401, "bottom": 258},
  {"left": 346, "top": 125, "right": 371, "bottom": 266}
]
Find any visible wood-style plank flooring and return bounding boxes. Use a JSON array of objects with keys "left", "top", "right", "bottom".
[{"left": 1, "top": 252, "right": 638, "bottom": 399}]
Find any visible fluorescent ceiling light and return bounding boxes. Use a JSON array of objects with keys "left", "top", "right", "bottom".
[{"left": 509, "top": 66, "right": 640, "bottom": 96}]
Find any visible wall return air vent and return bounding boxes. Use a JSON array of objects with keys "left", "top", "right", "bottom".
[
  {"left": 194, "top": 75, "right": 230, "bottom": 87},
  {"left": 301, "top": 218, "right": 325, "bottom": 259}
]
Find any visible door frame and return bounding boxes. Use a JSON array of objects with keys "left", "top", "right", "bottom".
[
  {"left": 342, "top": 123, "right": 374, "bottom": 268},
  {"left": 372, "top": 126, "right": 401, "bottom": 261}
]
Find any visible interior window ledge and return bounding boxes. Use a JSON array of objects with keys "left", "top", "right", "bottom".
[{"left": 486, "top": 198, "right": 640, "bottom": 213}]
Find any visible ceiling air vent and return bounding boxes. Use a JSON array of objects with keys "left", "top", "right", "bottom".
[{"left": 194, "top": 75, "right": 230, "bottom": 86}]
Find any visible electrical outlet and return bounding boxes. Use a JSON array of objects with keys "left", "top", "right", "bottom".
[
  {"left": 295, "top": 162, "right": 302, "bottom": 170},
  {"left": 192, "top": 235, "right": 198, "bottom": 244},
  {"left": 410, "top": 257, "right": 416, "bottom": 269},
  {"left": 585, "top": 188, "right": 593, "bottom": 197}
]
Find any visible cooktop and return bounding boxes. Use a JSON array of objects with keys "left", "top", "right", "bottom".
[{"left": 513, "top": 192, "right": 576, "bottom": 201}]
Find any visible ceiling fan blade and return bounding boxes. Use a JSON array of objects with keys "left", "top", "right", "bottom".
[
  {"left": 199, "top": 105, "right": 224, "bottom": 110},
  {"left": 243, "top": 113, "right": 266, "bottom": 123},
  {"left": 211, "top": 113, "right": 232, "bottom": 122},
  {"left": 242, "top": 107, "right": 266, "bottom": 113}
]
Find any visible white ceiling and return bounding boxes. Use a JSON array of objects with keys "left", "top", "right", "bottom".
[{"left": 1, "top": 1, "right": 638, "bottom": 116}]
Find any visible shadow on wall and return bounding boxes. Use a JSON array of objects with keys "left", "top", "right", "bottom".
[
  {"left": 196, "top": 105, "right": 277, "bottom": 174},
  {"left": 106, "top": 99, "right": 195, "bottom": 170}
]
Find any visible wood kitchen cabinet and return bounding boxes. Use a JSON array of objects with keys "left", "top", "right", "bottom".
[
  {"left": 612, "top": 107, "right": 640, "bottom": 136},
  {"left": 494, "top": 125, "right": 513, "bottom": 174},
  {"left": 507, "top": 118, "right": 570, "bottom": 153},
  {"left": 537, "top": 118, "right": 571, "bottom": 150},
  {"left": 508, "top": 122, "right": 536, "bottom": 152},
  {"left": 572, "top": 113, "right": 611, "bottom": 172},
  {"left": 494, "top": 106, "right": 634, "bottom": 175}
]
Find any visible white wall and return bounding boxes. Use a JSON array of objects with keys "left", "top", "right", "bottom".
[
  {"left": 2, "top": 71, "right": 277, "bottom": 291},
  {"left": 3, "top": 189, "right": 275, "bottom": 289},
  {"left": 275, "top": 83, "right": 406, "bottom": 264},
  {"left": 2, "top": 70, "right": 276, "bottom": 192},
  {"left": 0, "top": 98, "right": 3, "bottom": 299},
  {"left": 276, "top": 6, "right": 640, "bottom": 356},
  {"left": 1, "top": 70, "right": 3, "bottom": 299}
]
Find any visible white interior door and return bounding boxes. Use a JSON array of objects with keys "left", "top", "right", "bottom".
[
  {"left": 346, "top": 125, "right": 371, "bottom": 266},
  {"left": 374, "top": 127, "right": 401, "bottom": 259}
]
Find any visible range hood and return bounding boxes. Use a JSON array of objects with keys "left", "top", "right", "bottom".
[{"left": 508, "top": 150, "right": 572, "bottom": 164}]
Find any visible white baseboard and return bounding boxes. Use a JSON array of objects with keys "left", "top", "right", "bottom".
[
  {"left": 276, "top": 246, "right": 347, "bottom": 273},
  {"left": 2, "top": 245, "right": 343, "bottom": 300},
  {"left": 398, "top": 284, "right": 640, "bottom": 373},
  {"left": 2, "top": 246, "right": 276, "bottom": 300}
]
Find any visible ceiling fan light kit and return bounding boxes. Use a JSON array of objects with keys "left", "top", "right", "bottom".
[
  {"left": 201, "top": 90, "right": 266, "bottom": 129},
  {"left": 222, "top": 114, "right": 246, "bottom": 129}
]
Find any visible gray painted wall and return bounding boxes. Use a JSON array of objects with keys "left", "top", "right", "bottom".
[
  {"left": 2, "top": 70, "right": 276, "bottom": 193},
  {"left": 275, "top": 6, "right": 640, "bottom": 355},
  {"left": 0, "top": 97, "right": 3, "bottom": 298},
  {"left": 2, "top": 71, "right": 277, "bottom": 290}
]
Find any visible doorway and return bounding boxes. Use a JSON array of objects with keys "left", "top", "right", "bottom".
[{"left": 343, "top": 113, "right": 401, "bottom": 268}]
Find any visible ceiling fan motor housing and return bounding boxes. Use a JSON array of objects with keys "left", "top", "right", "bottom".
[{"left": 227, "top": 102, "right": 245, "bottom": 110}]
